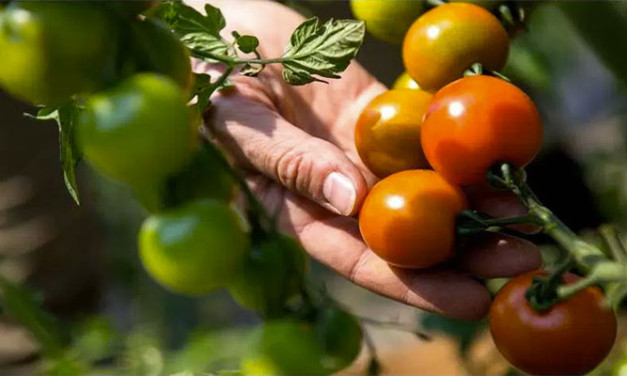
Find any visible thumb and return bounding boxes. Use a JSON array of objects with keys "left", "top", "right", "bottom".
[{"left": 207, "top": 93, "right": 368, "bottom": 216}]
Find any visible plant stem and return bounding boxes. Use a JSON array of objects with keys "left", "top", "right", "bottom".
[
  {"left": 600, "top": 224, "right": 627, "bottom": 262},
  {"left": 489, "top": 163, "right": 627, "bottom": 298}
]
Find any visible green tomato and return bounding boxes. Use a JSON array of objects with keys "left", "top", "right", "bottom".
[
  {"left": 228, "top": 233, "right": 307, "bottom": 317},
  {"left": 315, "top": 306, "right": 363, "bottom": 373},
  {"left": 241, "top": 320, "right": 327, "bottom": 376},
  {"left": 123, "top": 18, "right": 193, "bottom": 92},
  {"left": 134, "top": 143, "right": 237, "bottom": 212},
  {"left": 106, "top": 1, "right": 155, "bottom": 17},
  {"left": 350, "top": 0, "right": 425, "bottom": 44},
  {"left": 0, "top": 2, "right": 115, "bottom": 104},
  {"left": 138, "top": 199, "right": 250, "bottom": 295},
  {"left": 78, "top": 73, "right": 194, "bottom": 186}
]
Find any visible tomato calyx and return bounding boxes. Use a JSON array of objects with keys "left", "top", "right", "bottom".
[
  {"left": 463, "top": 62, "right": 511, "bottom": 82},
  {"left": 525, "top": 262, "right": 573, "bottom": 311}
]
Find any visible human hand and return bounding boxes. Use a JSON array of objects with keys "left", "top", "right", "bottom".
[{"left": 192, "top": 0, "right": 541, "bottom": 320}]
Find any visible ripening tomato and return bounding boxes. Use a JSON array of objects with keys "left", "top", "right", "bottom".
[
  {"left": 490, "top": 271, "right": 617, "bottom": 375},
  {"left": 392, "top": 72, "right": 420, "bottom": 90},
  {"left": 359, "top": 170, "right": 466, "bottom": 269},
  {"left": 138, "top": 199, "right": 250, "bottom": 295},
  {"left": 241, "top": 320, "right": 326, "bottom": 376},
  {"left": 355, "top": 89, "right": 433, "bottom": 178},
  {"left": 0, "top": 2, "right": 115, "bottom": 104},
  {"left": 402, "top": 3, "right": 509, "bottom": 91},
  {"left": 78, "top": 73, "right": 194, "bottom": 186},
  {"left": 421, "top": 75, "right": 542, "bottom": 185},
  {"left": 350, "top": 0, "right": 425, "bottom": 44}
]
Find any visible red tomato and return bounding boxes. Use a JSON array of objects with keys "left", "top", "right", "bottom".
[
  {"left": 355, "top": 89, "right": 433, "bottom": 178},
  {"left": 402, "top": 3, "right": 509, "bottom": 92},
  {"left": 359, "top": 170, "right": 466, "bottom": 269},
  {"left": 421, "top": 75, "right": 542, "bottom": 185},
  {"left": 490, "top": 271, "right": 617, "bottom": 375}
]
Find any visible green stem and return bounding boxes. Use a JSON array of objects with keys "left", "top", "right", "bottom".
[
  {"left": 489, "top": 163, "right": 627, "bottom": 300},
  {"left": 600, "top": 224, "right": 627, "bottom": 262}
]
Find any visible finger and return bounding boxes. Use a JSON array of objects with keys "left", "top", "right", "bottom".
[
  {"left": 276, "top": 187, "right": 491, "bottom": 320},
  {"left": 458, "top": 233, "right": 542, "bottom": 279},
  {"left": 208, "top": 92, "right": 368, "bottom": 216},
  {"left": 465, "top": 184, "right": 542, "bottom": 234}
]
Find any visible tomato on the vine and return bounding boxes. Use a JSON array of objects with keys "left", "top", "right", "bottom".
[
  {"left": 0, "top": 1, "right": 115, "bottom": 104},
  {"left": 402, "top": 3, "right": 509, "bottom": 92},
  {"left": 490, "top": 271, "right": 617, "bottom": 375},
  {"left": 138, "top": 199, "right": 250, "bottom": 296},
  {"left": 421, "top": 75, "right": 542, "bottom": 185},
  {"left": 124, "top": 18, "right": 193, "bottom": 92},
  {"left": 392, "top": 72, "right": 420, "bottom": 90},
  {"left": 359, "top": 170, "right": 466, "bottom": 269},
  {"left": 228, "top": 233, "right": 307, "bottom": 317},
  {"left": 355, "top": 89, "right": 432, "bottom": 178},
  {"left": 350, "top": 0, "right": 425, "bottom": 44},
  {"left": 315, "top": 306, "right": 363, "bottom": 373},
  {"left": 78, "top": 73, "right": 195, "bottom": 186},
  {"left": 241, "top": 320, "right": 326, "bottom": 376}
]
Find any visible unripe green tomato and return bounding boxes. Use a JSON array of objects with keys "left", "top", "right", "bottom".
[
  {"left": 134, "top": 143, "right": 237, "bottom": 212},
  {"left": 315, "top": 306, "right": 363, "bottom": 373},
  {"left": 228, "top": 233, "right": 307, "bottom": 317},
  {"left": 78, "top": 73, "right": 194, "bottom": 186},
  {"left": 0, "top": 2, "right": 115, "bottom": 104},
  {"left": 138, "top": 199, "right": 250, "bottom": 295},
  {"left": 241, "top": 320, "right": 327, "bottom": 376},
  {"left": 392, "top": 72, "right": 420, "bottom": 90},
  {"left": 350, "top": 0, "right": 425, "bottom": 44},
  {"left": 106, "top": 1, "right": 155, "bottom": 17},
  {"left": 123, "top": 18, "right": 193, "bottom": 92}
]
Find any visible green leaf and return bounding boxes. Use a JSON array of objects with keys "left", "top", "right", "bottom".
[
  {"left": 0, "top": 275, "right": 68, "bottom": 356},
  {"left": 29, "top": 105, "right": 82, "bottom": 204},
  {"left": 236, "top": 35, "right": 259, "bottom": 54},
  {"left": 152, "top": 1, "right": 229, "bottom": 62},
  {"left": 240, "top": 63, "right": 263, "bottom": 77},
  {"left": 281, "top": 18, "right": 365, "bottom": 85},
  {"left": 192, "top": 73, "right": 214, "bottom": 111}
]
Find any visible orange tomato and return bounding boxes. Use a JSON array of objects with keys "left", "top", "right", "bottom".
[
  {"left": 402, "top": 3, "right": 509, "bottom": 92},
  {"left": 421, "top": 75, "right": 542, "bottom": 185},
  {"left": 355, "top": 89, "right": 433, "bottom": 178},
  {"left": 490, "top": 271, "right": 617, "bottom": 375},
  {"left": 359, "top": 170, "right": 466, "bottom": 269}
]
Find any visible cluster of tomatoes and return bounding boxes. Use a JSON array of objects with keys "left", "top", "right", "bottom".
[
  {"left": 353, "top": 1, "right": 617, "bottom": 375},
  {"left": 0, "top": 1, "right": 368, "bottom": 374}
]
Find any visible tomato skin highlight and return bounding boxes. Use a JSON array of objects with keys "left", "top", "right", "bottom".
[
  {"left": 421, "top": 75, "right": 543, "bottom": 185},
  {"left": 138, "top": 199, "right": 250, "bottom": 296},
  {"left": 402, "top": 3, "right": 509, "bottom": 92},
  {"left": 78, "top": 73, "right": 194, "bottom": 186},
  {"left": 359, "top": 170, "right": 466, "bottom": 269},
  {"left": 392, "top": 72, "right": 420, "bottom": 90},
  {"left": 490, "top": 271, "right": 617, "bottom": 376},
  {"left": 355, "top": 89, "right": 433, "bottom": 178}
]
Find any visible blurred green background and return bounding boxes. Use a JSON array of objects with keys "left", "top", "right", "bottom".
[{"left": 3, "top": 1, "right": 627, "bottom": 375}]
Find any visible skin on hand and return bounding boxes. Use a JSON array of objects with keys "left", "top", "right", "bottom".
[{"left": 190, "top": 0, "right": 541, "bottom": 320}]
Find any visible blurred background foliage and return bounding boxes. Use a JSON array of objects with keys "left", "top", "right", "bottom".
[{"left": 3, "top": 1, "right": 627, "bottom": 375}]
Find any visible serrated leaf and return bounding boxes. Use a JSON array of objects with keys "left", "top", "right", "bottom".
[
  {"left": 181, "top": 32, "right": 228, "bottom": 61},
  {"left": 151, "top": 1, "right": 225, "bottom": 37},
  {"left": 192, "top": 73, "right": 214, "bottom": 111},
  {"left": 236, "top": 35, "right": 259, "bottom": 54},
  {"left": 29, "top": 105, "right": 81, "bottom": 204},
  {"left": 281, "top": 18, "right": 365, "bottom": 85}
]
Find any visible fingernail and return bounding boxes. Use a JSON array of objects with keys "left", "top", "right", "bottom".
[{"left": 323, "top": 172, "right": 356, "bottom": 216}]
